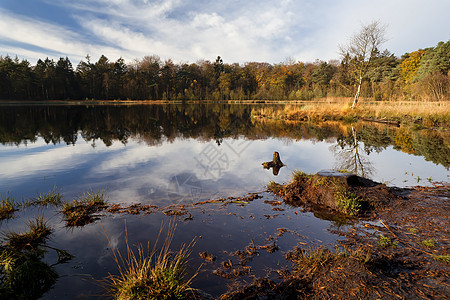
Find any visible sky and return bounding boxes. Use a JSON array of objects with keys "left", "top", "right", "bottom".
[{"left": 0, "top": 0, "right": 449, "bottom": 66}]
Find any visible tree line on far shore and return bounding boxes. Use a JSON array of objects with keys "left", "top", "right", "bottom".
[{"left": 0, "top": 41, "right": 448, "bottom": 102}]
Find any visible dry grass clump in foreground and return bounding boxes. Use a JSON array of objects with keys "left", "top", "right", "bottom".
[{"left": 103, "top": 222, "right": 198, "bottom": 300}]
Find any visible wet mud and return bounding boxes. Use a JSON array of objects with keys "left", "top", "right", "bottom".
[{"left": 224, "top": 175, "right": 450, "bottom": 299}]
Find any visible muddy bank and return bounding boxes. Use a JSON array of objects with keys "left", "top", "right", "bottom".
[{"left": 223, "top": 171, "right": 449, "bottom": 299}]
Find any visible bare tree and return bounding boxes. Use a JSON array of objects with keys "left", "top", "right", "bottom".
[
  {"left": 332, "top": 126, "right": 374, "bottom": 178},
  {"left": 339, "top": 21, "right": 388, "bottom": 109}
]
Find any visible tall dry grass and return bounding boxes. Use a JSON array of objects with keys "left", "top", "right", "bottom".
[
  {"left": 251, "top": 98, "right": 449, "bottom": 127},
  {"left": 103, "top": 222, "right": 198, "bottom": 300}
]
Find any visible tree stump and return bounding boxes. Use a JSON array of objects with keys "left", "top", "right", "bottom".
[{"left": 262, "top": 152, "right": 285, "bottom": 175}]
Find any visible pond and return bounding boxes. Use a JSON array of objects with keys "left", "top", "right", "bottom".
[{"left": 0, "top": 103, "right": 448, "bottom": 298}]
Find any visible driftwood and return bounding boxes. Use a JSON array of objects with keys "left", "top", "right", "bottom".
[
  {"left": 360, "top": 117, "right": 400, "bottom": 127},
  {"left": 262, "top": 152, "right": 285, "bottom": 175}
]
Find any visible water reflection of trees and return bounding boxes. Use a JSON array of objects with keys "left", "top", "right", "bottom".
[
  {"left": 333, "top": 126, "right": 375, "bottom": 178},
  {"left": 0, "top": 104, "right": 448, "bottom": 168}
]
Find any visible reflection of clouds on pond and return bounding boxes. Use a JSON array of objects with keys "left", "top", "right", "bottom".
[
  {"left": 0, "top": 138, "right": 108, "bottom": 181},
  {"left": 1, "top": 124, "right": 448, "bottom": 207}
]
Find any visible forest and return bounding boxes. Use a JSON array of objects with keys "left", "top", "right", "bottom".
[{"left": 0, "top": 40, "right": 449, "bottom": 102}]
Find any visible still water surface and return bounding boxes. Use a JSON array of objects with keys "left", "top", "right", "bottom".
[{"left": 0, "top": 103, "right": 448, "bottom": 298}]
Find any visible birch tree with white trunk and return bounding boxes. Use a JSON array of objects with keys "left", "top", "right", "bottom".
[{"left": 339, "top": 21, "right": 388, "bottom": 109}]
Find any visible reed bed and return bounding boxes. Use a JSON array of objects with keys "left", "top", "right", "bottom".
[{"left": 251, "top": 98, "right": 449, "bottom": 127}]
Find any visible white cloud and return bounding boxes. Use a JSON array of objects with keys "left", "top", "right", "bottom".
[{"left": 1, "top": 0, "right": 450, "bottom": 64}]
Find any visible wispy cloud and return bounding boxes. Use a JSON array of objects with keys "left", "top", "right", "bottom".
[
  {"left": 0, "top": 8, "right": 124, "bottom": 62},
  {"left": 1, "top": 0, "right": 449, "bottom": 64}
]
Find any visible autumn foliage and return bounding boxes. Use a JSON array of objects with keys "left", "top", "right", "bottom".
[{"left": 0, "top": 41, "right": 449, "bottom": 101}]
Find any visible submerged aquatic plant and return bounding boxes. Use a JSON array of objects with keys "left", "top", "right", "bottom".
[
  {"left": 0, "top": 192, "right": 16, "bottom": 221},
  {"left": 103, "top": 222, "right": 198, "bottom": 300}
]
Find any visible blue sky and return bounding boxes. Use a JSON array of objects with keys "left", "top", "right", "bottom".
[{"left": 1, "top": 0, "right": 449, "bottom": 65}]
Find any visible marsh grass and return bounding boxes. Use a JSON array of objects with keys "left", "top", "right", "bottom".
[
  {"left": 286, "top": 246, "right": 371, "bottom": 276},
  {"left": 0, "top": 192, "right": 16, "bottom": 221},
  {"left": 433, "top": 255, "right": 450, "bottom": 263},
  {"left": 103, "top": 222, "right": 198, "bottom": 300},
  {"left": 266, "top": 181, "right": 284, "bottom": 195},
  {"left": 376, "top": 234, "right": 398, "bottom": 249},
  {"left": 62, "top": 190, "right": 107, "bottom": 226},
  {"left": 420, "top": 238, "right": 437, "bottom": 249},
  {"left": 291, "top": 170, "right": 313, "bottom": 182},
  {"left": 26, "top": 187, "right": 63, "bottom": 207},
  {"left": 0, "top": 215, "right": 59, "bottom": 299},
  {"left": 363, "top": 101, "right": 449, "bottom": 127},
  {"left": 335, "top": 190, "right": 362, "bottom": 216},
  {"left": 251, "top": 99, "right": 449, "bottom": 127},
  {"left": 289, "top": 247, "right": 339, "bottom": 273},
  {"left": 4, "top": 215, "right": 53, "bottom": 250}
]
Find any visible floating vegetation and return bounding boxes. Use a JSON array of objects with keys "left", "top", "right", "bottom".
[
  {"left": 0, "top": 192, "right": 16, "bottom": 221},
  {"left": 103, "top": 222, "right": 198, "bottom": 300},
  {"left": 61, "top": 190, "right": 107, "bottom": 226},
  {"left": 199, "top": 251, "right": 216, "bottom": 262}
]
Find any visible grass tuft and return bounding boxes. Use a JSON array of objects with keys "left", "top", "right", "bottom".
[
  {"left": 433, "top": 255, "right": 450, "bottom": 263},
  {"left": 420, "top": 238, "right": 437, "bottom": 248},
  {"left": 291, "top": 170, "right": 312, "bottom": 182},
  {"left": 266, "top": 181, "right": 284, "bottom": 195},
  {"left": 4, "top": 215, "right": 53, "bottom": 250},
  {"left": 0, "top": 215, "right": 63, "bottom": 299},
  {"left": 335, "top": 190, "right": 362, "bottom": 216},
  {"left": 288, "top": 247, "right": 338, "bottom": 273},
  {"left": 26, "top": 187, "right": 63, "bottom": 207},
  {"left": 103, "top": 222, "right": 198, "bottom": 300},
  {"left": 0, "top": 192, "right": 16, "bottom": 221},
  {"left": 62, "top": 190, "right": 107, "bottom": 226},
  {"left": 376, "top": 234, "right": 398, "bottom": 249}
]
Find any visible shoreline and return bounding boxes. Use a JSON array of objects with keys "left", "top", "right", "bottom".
[{"left": 1, "top": 98, "right": 448, "bottom": 129}]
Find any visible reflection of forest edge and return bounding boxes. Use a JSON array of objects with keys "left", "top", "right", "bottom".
[{"left": 1, "top": 104, "right": 448, "bottom": 168}]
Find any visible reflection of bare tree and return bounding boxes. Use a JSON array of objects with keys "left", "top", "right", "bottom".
[{"left": 332, "top": 126, "right": 374, "bottom": 178}]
